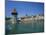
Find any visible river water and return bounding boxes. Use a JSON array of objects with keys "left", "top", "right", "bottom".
[{"left": 5, "top": 19, "right": 44, "bottom": 34}]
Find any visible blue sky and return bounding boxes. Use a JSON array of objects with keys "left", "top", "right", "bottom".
[{"left": 5, "top": 1, "right": 44, "bottom": 17}]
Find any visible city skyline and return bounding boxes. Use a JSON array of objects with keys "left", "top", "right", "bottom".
[{"left": 5, "top": 1, "right": 44, "bottom": 18}]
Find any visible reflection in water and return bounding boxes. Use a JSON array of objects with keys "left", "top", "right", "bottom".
[{"left": 5, "top": 19, "right": 44, "bottom": 34}]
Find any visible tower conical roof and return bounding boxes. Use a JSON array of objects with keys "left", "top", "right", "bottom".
[{"left": 12, "top": 8, "right": 16, "bottom": 13}]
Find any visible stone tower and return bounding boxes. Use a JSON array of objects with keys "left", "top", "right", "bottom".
[{"left": 11, "top": 8, "right": 18, "bottom": 24}]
